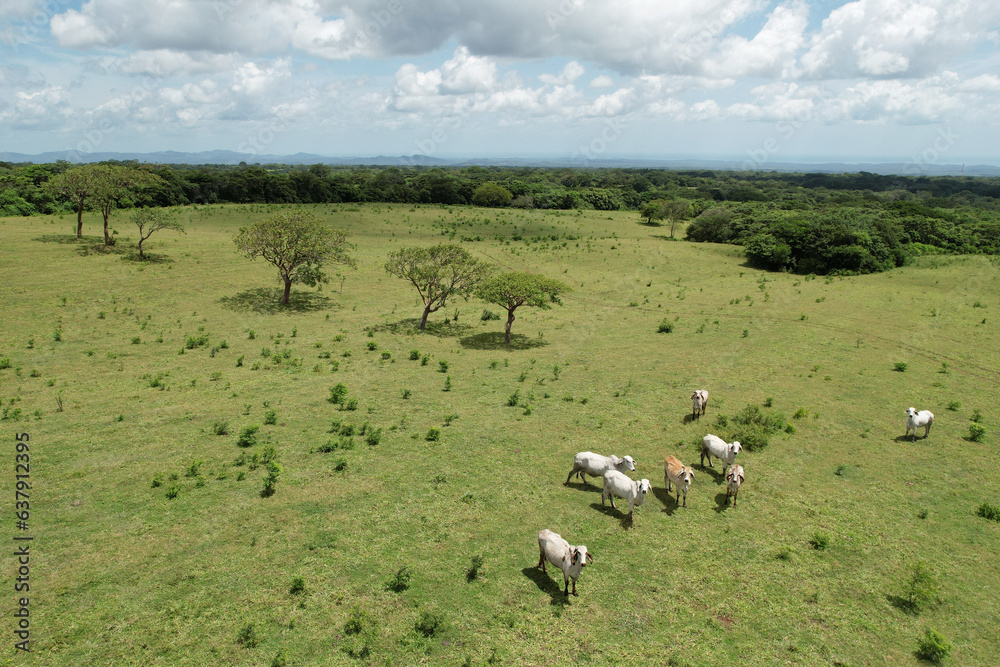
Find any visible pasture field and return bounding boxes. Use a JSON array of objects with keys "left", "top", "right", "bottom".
[{"left": 1, "top": 203, "right": 998, "bottom": 666}]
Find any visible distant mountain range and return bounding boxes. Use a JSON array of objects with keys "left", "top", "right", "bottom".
[{"left": 2, "top": 149, "right": 998, "bottom": 177}]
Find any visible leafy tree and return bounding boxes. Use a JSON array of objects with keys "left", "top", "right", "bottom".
[
  {"left": 385, "top": 244, "right": 493, "bottom": 329},
  {"left": 475, "top": 272, "right": 571, "bottom": 344},
  {"left": 471, "top": 182, "right": 513, "bottom": 207},
  {"left": 744, "top": 232, "right": 793, "bottom": 271},
  {"left": 44, "top": 164, "right": 102, "bottom": 238},
  {"left": 233, "top": 210, "right": 355, "bottom": 305},
  {"left": 131, "top": 208, "right": 185, "bottom": 258},
  {"left": 640, "top": 199, "right": 669, "bottom": 225},
  {"left": 92, "top": 165, "right": 162, "bottom": 246}
]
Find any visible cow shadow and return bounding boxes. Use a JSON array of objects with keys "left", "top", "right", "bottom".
[
  {"left": 699, "top": 465, "right": 726, "bottom": 484},
  {"left": 893, "top": 434, "right": 923, "bottom": 443},
  {"left": 654, "top": 486, "right": 680, "bottom": 516},
  {"left": 590, "top": 502, "right": 635, "bottom": 529},
  {"left": 713, "top": 491, "right": 733, "bottom": 513},
  {"left": 563, "top": 480, "right": 603, "bottom": 494},
  {"left": 522, "top": 567, "right": 572, "bottom": 609}
]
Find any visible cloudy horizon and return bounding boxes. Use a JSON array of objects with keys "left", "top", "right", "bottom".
[{"left": 2, "top": 0, "right": 1000, "bottom": 169}]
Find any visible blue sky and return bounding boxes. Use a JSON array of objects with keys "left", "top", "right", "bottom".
[{"left": 2, "top": 0, "right": 1000, "bottom": 169}]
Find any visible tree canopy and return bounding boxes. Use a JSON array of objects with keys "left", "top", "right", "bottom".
[
  {"left": 131, "top": 208, "right": 185, "bottom": 259},
  {"left": 471, "top": 182, "right": 513, "bottom": 207},
  {"left": 385, "top": 244, "right": 493, "bottom": 329},
  {"left": 475, "top": 272, "right": 571, "bottom": 344},
  {"left": 233, "top": 210, "right": 355, "bottom": 304}
]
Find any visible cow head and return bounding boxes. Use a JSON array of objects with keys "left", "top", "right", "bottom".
[
  {"left": 639, "top": 479, "right": 652, "bottom": 496},
  {"left": 730, "top": 441, "right": 742, "bottom": 457},
  {"left": 620, "top": 455, "right": 636, "bottom": 472},
  {"left": 906, "top": 407, "right": 917, "bottom": 418}
]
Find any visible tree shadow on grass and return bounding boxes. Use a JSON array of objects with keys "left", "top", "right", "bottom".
[
  {"left": 218, "top": 287, "right": 335, "bottom": 315},
  {"left": 372, "top": 318, "right": 473, "bottom": 339},
  {"left": 521, "top": 567, "right": 572, "bottom": 609},
  {"left": 459, "top": 332, "right": 548, "bottom": 351},
  {"left": 886, "top": 594, "right": 918, "bottom": 615},
  {"left": 120, "top": 250, "right": 174, "bottom": 264},
  {"left": 33, "top": 233, "right": 101, "bottom": 244},
  {"left": 33, "top": 234, "right": 126, "bottom": 257}
]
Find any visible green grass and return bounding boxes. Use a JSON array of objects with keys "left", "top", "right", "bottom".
[{"left": 2, "top": 203, "right": 998, "bottom": 665}]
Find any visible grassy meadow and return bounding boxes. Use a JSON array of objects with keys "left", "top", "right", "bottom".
[{"left": 1, "top": 202, "right": 999, "bottom": 666}]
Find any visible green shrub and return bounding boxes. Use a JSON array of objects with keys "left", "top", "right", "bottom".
[
  {"left": 438, "top": 360, "right": 449, "bottom": 373},
  {"left": 415, "top": 610, "right": 445, "bottom": 638},
  {"left": 185, "top": 459, "right": 203, "bottom": 478},
  {"left": 466, "top": 554, "right": 485, "bottom": 582},
  {"left": 657, "top": 319, "right": 674, "bottom": 333},
  {"left": 0, "top": 357, "right": 11, "bottom": 370},
  {"left": 809, "top": 532, "right": 830, "bottom": 550},
  {"left": 185, "top": 333, "right": 209, "bottom": 349},
  {"left": 366, "top": 341, "right": 378, "bottom": 351},
  {"left": 968, "top": 423, "right": 986, "bottom": 442},
  {"left": 409, "top": 349, "right": 420, "bottom": 360},
  {"left": 381, "top": 351, "right": 391, "bottom": 360},
  {"left": 270, "top": 649, "right": 287, "bottom": 667},
  {"left": 365, "top": 428, "right": 382, "bottom": 447},
  {"left": 263, "top": 410, "right": 277, "bottom": 425},
  {"left": 236, "top": 622, "right": 259, "bottom": 648},
  {"left": 481, "top": 310, "right": 500, "bottom": 321},
  {"left": 426, "top": 428, "right": 441, "bottom": 442},
  {"left": 894, "top": 362, "right": 908, "bottom": 372},
  {"left": 151, "top": 473, "right": 164, "bottom": 488},
  {"left": 915, "top": 628, "right": 951, "bottom": 663},
  {"left": 334, "top": 457, "right": 348, "bottom": 471},
  {"left": 443, "top": 375, "right": 452, "bottom": 392},
  {"left": 901, "top": 562, "right": 940, "bottom": 613},
  {"left": 728, "top": 404, "right": 788, "bottom": 451},
  {"left": 507, "top": 389, "right": 520, "bottom": 407},
  {"left": 212, "top": 420, "right": 230, "bottom": 436},
  {"left": 946, "top": 401, "right": 961, "bottom": 411},
  {"left": 289, "top": 576, "right": 305, "bottom": 595},
  {"left": 165, "top": 484, "right": 180, "bottom": 500},
  {"left": 236, "top": 425, "right": 260, "bottom": 448},
  {"left": 401, "top": 389, "right": 412, "bottom": 399},
  {"left": 977, "top": 502, "right": 1000, "bottom": 522},
  {"left": 386, "top": 566, "right": 412, "bottom": 593},
  {"left": 343, "top": 398, "right": 358, "bottom": 411},
  {"left": 421, "top": 354, "right": 430, "bottom": 366},
  {"left": 260, "top": 461, "right": 281, "bottom": 497},
  {"left": 343, "top": 607, "right": 372, "bottom": 636},
  {"left": 328, "top": 383, "right": 348, "bottom": 404}
]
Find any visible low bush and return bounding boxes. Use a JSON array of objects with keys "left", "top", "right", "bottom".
[
  {"left": 809, "top": 532, "right": 830, "bottom": 550},
  {"left": 426, "top": 428, "right": 441, "bottom": 442},
  {"left": 386, "top": 566, "right": 412, "bottom": 593},
  {"left": 236, "top": 425, "right": 260, "bottom": 448},
  {"left": 915, "top": 628, "right": 951, "bottom": 663},
  {"left": 328, "top": 383, "right": 348, "bottom": 404},
  {"left": 236, "top": 622, "right": 259, "bottom": 648},
  {"left": 968, "top": 423, "right": 986, "bottom": 442},
  {"left": 466, "top": 554, "right": 485, "bottom": 582},
  {"left": 263, "top": 410, "right": 277, "bottom": 425},
  {"left": 977, "top": 502, "right": 1000, "bottom": 522},
  {"left": 289, "top": 576, "right": 305, "bottom": 595},
  {"left": 415, "top": 610, "right": 445, "bottom": 638}
]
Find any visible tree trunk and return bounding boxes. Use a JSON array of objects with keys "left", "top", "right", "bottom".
[
  {"left": 103, "top": 212, "right": 111, "bottom": 246},
  {"left": 419, "top": 305, "right": 431, "bottom": 329},
  {"left": 282, "top": 276, "right": 292, "bottom": 304},
  {"left": 138, "top": 238, "right": 145, "bottom": 259},
  {"left": 504, "top": 308, "right": 515, "bottom": 344},
  {"left": 76, "top": 205, "right": 84, "bottom": 238}
]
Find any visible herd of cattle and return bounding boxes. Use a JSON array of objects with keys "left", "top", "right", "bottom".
[{"left": 537, "top": 392, "right": 937, "bottom": 597}]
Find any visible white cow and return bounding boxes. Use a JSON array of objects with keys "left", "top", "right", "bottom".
[
  {"left": 537, "top": 529, "right": 593, "bottom": 597},
  {"left": 905, "top": 407, "right": 934, "bottom": 441}
]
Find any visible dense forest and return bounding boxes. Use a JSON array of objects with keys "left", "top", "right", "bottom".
[{"left": 3, "top": 160, "right": 999, "bottom": 274}]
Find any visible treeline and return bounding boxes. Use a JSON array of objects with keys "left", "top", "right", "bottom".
[{"left": 2, "top": 160, "right": 999, "bottom": 274}]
